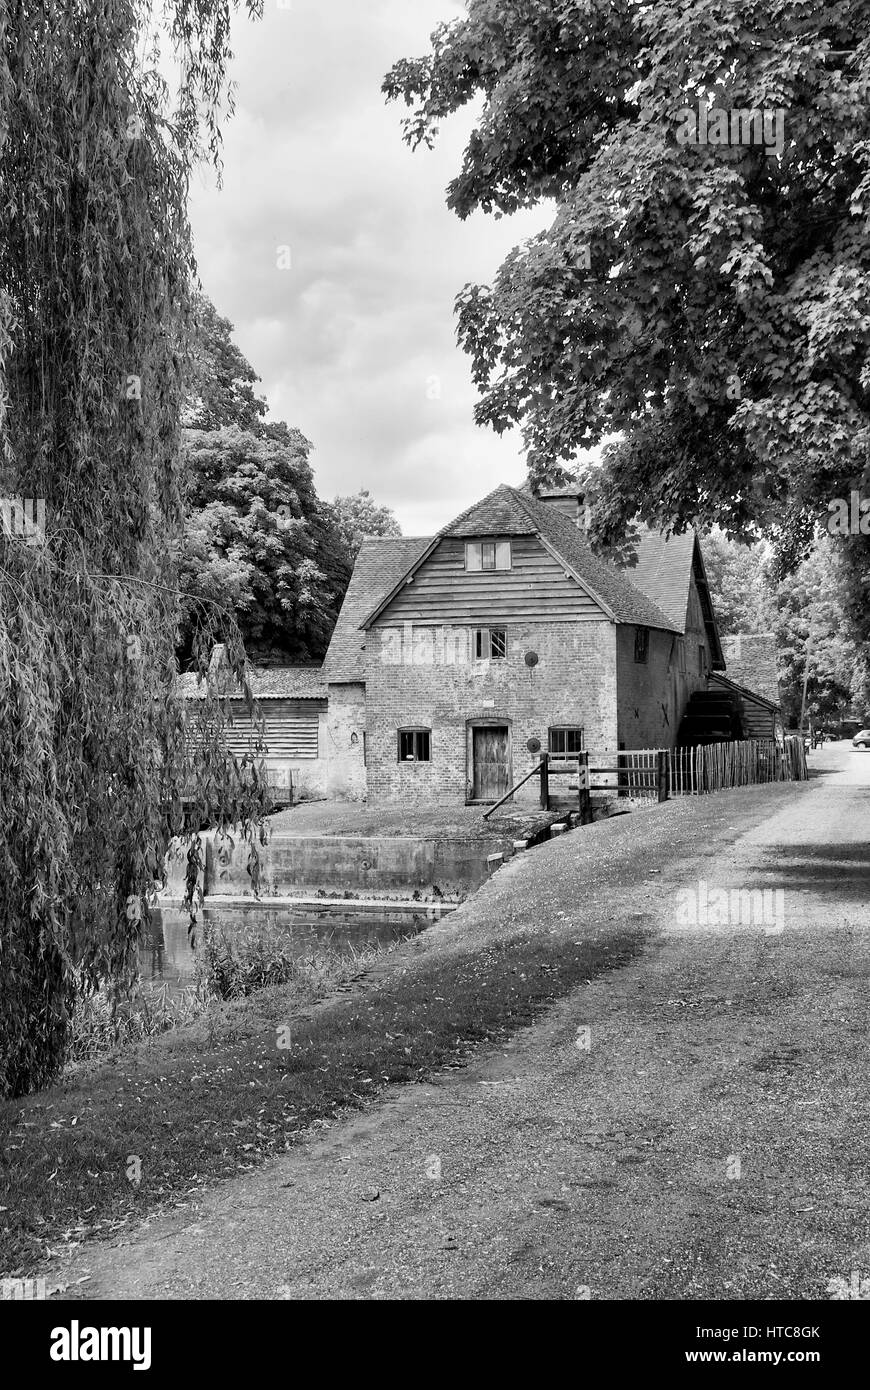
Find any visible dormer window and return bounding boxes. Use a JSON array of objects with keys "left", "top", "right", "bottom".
[{"left": 465, "top": 539, "right": 511, "bottom": 571}]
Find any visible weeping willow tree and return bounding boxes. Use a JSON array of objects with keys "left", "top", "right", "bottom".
[{"left": 0, "top": 0, "right": 268, "bottom": 1097}]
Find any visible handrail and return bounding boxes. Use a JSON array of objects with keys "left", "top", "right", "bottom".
[{"left": 482, "top": 756, "right": 546, "bottom": 820}]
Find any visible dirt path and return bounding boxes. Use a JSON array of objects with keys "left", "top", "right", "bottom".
[{"left": 49, "top": 745, "right": 870, "bottom": 1299}]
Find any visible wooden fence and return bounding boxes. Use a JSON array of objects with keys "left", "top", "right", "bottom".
[
  {"left": 574, "top": 738, "right": 807, "bottom": 803},
  {"left": 478, "top": 737, "right": 808, "bottom": 820},
  {"left": 581, "top": 749, "right": 667, "bottom": 801},
  {"left": 665, "top": 737, "right": 807, "bottom": 795}
]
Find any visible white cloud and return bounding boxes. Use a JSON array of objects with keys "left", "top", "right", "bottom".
[{"left": 188, "top": 0, "right": 550, "bottom": 534}]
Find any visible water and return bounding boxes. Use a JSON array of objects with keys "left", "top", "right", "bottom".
[{"left": 141, "top": 903, "right": 442, "bottom": 994}]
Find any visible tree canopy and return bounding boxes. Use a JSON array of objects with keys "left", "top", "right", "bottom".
[
  {"left": 328, "top": 488, "right": 402, "bottom": 562},
  {"left": 177, "top": 297, "right": 364, "bottom": 663},
  {"left": 702, "top": 528, "right": 868, "bottom": 723},
  {"left": 384, "top": 0, "right": 870, "bottom": 632}
]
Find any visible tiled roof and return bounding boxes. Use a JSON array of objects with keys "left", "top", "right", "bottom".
[
  {"left": 509, "top": 488, "right": 680, "bottom": 630},
  {"left": 442, "top": 487, "right": 539, "bottom": 537},
  {"left": 720, "top": 633, "right": 781, "bottom": 706},
  {"left": 618, "top": 527, "right": 697, "bottom": 632},
  {"left": 356, "top": 484, "right": 680, "bottom": 634},
  {"left": 322, "top": 536, "right": 431, "bottom": 681},
  {"left": 178, "top": 665, "right": 327, "bottom": 700},
  {"left": 711, "top": 672, "right": 780, "bottom": 711}
]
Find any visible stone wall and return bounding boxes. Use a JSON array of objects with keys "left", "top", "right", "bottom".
[
  {"left": 205, "top": 831, "right": 514, "bottom": 900},
  {"left": 616, "top": 578, "right": 713, "bottom": 749},
  {"left": 325, "top": 681, "right": 367, "bottom": 800}
]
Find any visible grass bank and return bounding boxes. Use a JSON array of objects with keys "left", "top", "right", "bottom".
[{"left": 0, "top": 916, "right": 647, "bottom": 1274}]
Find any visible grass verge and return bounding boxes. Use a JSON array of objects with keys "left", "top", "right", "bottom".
[{"left": 0, "top": 921, "right": 648, "bottom": 1273}]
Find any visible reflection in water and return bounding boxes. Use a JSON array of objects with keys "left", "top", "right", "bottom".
[{"left": 141, "top": 903, "right": 440, "bottom": 995}]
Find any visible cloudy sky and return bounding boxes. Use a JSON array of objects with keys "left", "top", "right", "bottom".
[{"left": 187, "top": 0, "right": 550, "bottom": 536}]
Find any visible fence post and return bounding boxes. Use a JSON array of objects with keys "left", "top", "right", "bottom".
[
  {"left": 577, "top": 750, "right": 591, "bottom": 824},
  {"left": 656, "top": 749, "right": 669, "bottom": 802},
  {"left": 540, "top": 752, "right": 549, "bottom": 810}
]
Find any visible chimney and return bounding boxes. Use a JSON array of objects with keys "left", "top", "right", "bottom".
[{"left": 534, "top": 485, "right": 588, "bottom": 529}]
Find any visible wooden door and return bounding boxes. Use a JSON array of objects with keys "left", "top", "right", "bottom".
[{"left": 472, "top": 725, "right": 510, "bottom": 801}]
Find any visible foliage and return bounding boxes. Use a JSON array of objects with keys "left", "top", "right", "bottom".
[
  {"left": 702, "top": 529, "right": 865, "bottom": 722},
  {"left": 384, "top": 0, "right": 870, "bottom": 629},
  {"left": 68, "top": 976, "right": 208, "bottom": 1068},
  {"left": 699, "top": 528, "right": 776, "bottom": 637},
  {"left": 196, "top": 914, "right": 378, "bottom": 1000},
  {"left": 0, "top": 0, "right": 268, "bottom": 1098},
  {"left": 177, "top": 297, "right": 354, "bottom": 662},
  {"left": 183, "top": 296, "right": 269, "bottom": 434},
  {"left": 328, "top": 488, "right": 402, "bottom": 562},
  {"left": 774, "top": 538, "right": 866, "bottom": 725},
  {"left": 178, "top": 421, "right": 350, "bottom": 662}
]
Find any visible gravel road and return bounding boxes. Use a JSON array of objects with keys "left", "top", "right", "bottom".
[{"left": 49, "top": 743, "right": 870, "bottom": 1299}]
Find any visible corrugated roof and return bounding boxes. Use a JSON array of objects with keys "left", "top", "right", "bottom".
[
  {"left": 178, "top": 665, "right": 327, "bottom": 700},
  {"left": 322, "top": 536, "right": 431, "bottom": 681},
  {"left": 720, "top": 633, "right": 781, "bottom": 706}
]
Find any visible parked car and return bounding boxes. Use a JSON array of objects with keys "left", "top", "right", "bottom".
[{"left": 852, "top": 729, "right": 870, "bottom": 749}]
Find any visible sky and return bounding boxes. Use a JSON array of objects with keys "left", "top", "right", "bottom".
[{"left": 186, "top": 0, "right": 551, "bottom": 537}]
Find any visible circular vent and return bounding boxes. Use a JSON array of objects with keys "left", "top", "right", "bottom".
[
  {"left": 526, "top": 736, "right": 541, "bottom": 754},
  {"left": 524, "top": 650, "right": 539, "bottom": 667}
]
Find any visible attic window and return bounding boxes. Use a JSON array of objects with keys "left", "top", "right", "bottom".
[{"left": 465, "top": 540, "right": 511, "bottom": 571}]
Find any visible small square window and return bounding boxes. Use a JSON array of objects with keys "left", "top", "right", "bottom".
[
  {"left": 398, "top": 729, "right": 430, "bottom": 762},
  {"left": 474, "top": 627, "right": 507, "bottom": 659},
  {"left": 549, "top": 727, "right": 584, "bottom": 757},
  {"left": 634, "top": 627, "right": 649, "bottom": 664}
]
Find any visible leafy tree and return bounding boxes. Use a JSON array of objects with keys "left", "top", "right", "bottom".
[
  {"left": 0, "top": 0, "right": 268, "bottom": 1098},
  {"left": 698, "top": 529, "right": 775, "bottom": 637},
  {"left": 703, "top": 529, "right": 865, "bottom": 722},
  {"left": 384, "top": 0, "right": 870, "bottom": 630},
  {"left": 177, "top": 298, "right": 354, "bottom": 662},
  {"left": 775, "top": 539, "right": 867, "bottom": 726},
  {"left": 184, "top": 296, "right": 269, "bottom": 434},
  {"left": 329, "top": 488, "right": 402, "bottom": 561},
  {"left": 179, "top": 422, "right": 350, "bottom": 662}
]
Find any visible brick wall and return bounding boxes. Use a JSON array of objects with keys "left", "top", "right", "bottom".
[
  {"left": 365, "top": 620, "right": 617, "bottom": 805},
  {"left": 616, "top": 576, "right": 713, "bottom": 748}
]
